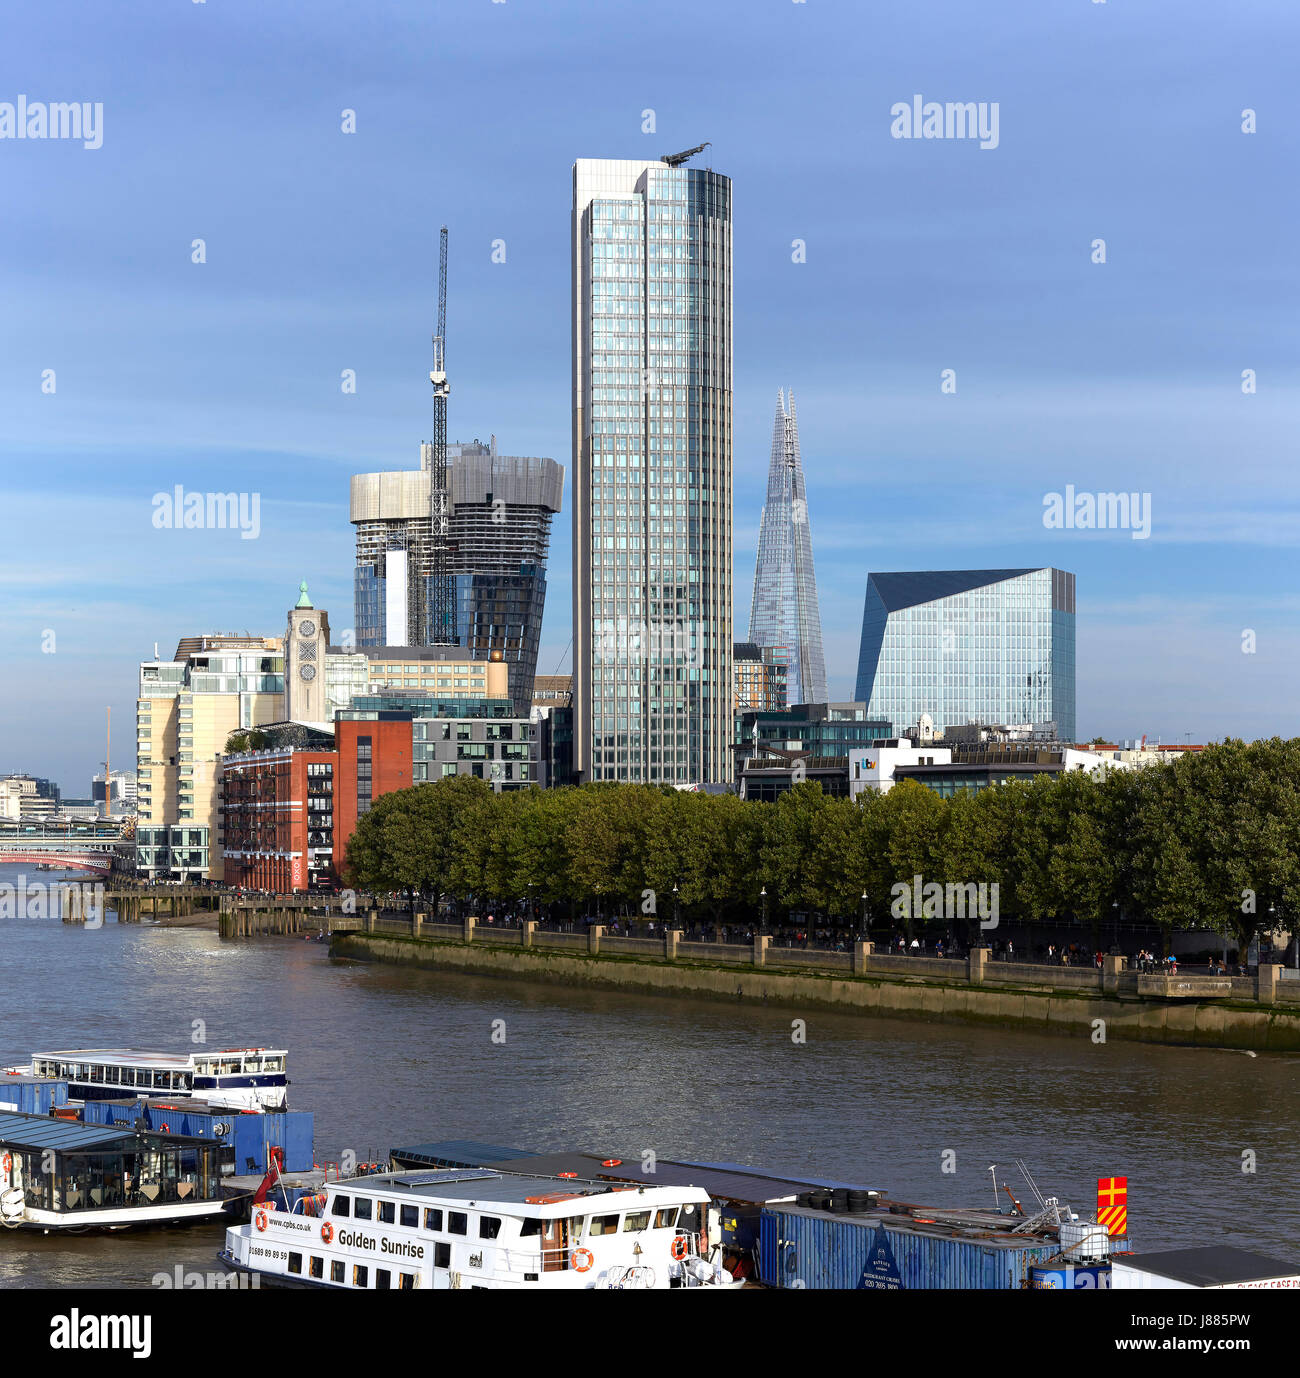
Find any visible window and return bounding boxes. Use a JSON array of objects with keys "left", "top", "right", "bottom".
[
  {"left": 398, "top": 1272, "right": 416, "bottom": 1289},
  {"left": 400, "top": 1204, "right": 418, "bottom": 1228},
  {"left": 653, "top": 1207, "right": 679, "bottom": 1229},
  {"left": 479, "top": 1216, "right": 501, "bottom": 1240},
  {"left": 448, "top": 1212, "right": 468, "bottom": 1235},
  {"left": 424, "top": 1207, "right": 443, "bottom": 1231},
  {"left": 353, "top": 1264, "right": 368, "bottom": 1288},
  {"left": 331, "top": 1195, "right": 351, "bottom": 1217},
  {"left": 433, "top": 1242, "right": 450, "bottom": 1268},
  {"left": 377, "top": 1200, "right": 395, "bottom": 1224},
  {"left": 588, "top": 1214, "right": 619, "bottom": 1236},
  {"left": 520, "top": 1218, "right": 541, "bottom": 1237},
  {"left": 623, "top": 1211, "right": 651, "bottom": 1232},
  {"left": 287, "top": 1252, "right": 302, "bottom": 1275},
  {"left": 376, "top": 1269, "right": 391, "bottom": 1290},
  {"left": 309, "top": 1256, "right": 324, "bottom": 1279},
  {"left": 354, "top": 1197, "right": 372, "bottom": 1221},
  {"left": 331, "top": 1260, "right": 345, "bottom": 1283}
]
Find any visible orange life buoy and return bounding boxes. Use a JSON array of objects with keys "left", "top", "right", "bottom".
[
  {"left": 601, "top": 1159, "right": 622, "bottom": 1167},
  {"left": 255, "top": 1210, "right": 268, "bottom": 1232},
  {"left": 321, "top": 1221, "right": 334, "bottom": 1244},
  {"left": 558, "top": 1171, "right": 578, "bottom": 1179},
  {"left": 570, "top": 1247, "right": 594, "bottom": 1273},
  {"left": 1, "top": 1153, "right": 10, "bottom": 1174},
  {"left": 671, "top": 1235, "right": 690, "bottom": 1261},
  {"left": 159, "top": 1122, "right": 169, "bottom": 1133}
]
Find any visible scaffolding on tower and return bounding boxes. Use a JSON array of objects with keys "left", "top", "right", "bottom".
[{"left": 428, "top": 225, "right": 456, "bottom": 645}]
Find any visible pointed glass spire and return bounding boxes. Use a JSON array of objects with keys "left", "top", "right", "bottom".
[{"left": 748, "top": 389, "right": 827, "bottom": 706}]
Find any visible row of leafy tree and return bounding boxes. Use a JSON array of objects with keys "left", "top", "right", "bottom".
[{"left": 344, "top": 738, "right": 1300, "bottom": 949}]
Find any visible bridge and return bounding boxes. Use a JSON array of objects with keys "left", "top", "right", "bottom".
[{"left": 0, "top": 838, "right": 121, "bottom": 874}]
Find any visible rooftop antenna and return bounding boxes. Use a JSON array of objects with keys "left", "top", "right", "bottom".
[{"left": 661, "top": 141, "right": 711, "bottom": 167}]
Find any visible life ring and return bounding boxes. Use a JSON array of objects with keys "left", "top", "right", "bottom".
[
  {"left": 1, "top": 1153, "right": 10, "bottom": 1174},
  {"left": 558, "top": 1171, "right": 578, "bottom": 1179},
  {"left": 255, "top": 1210, "right": 268, "bottom": 1232},
  {"left": 159, "top": 1122, "right": 169, "bottom": 1133},
  {"left": 671, "top": 1235, "right": 690, "bottom": 1261},
  {"left": 570, "top": 1247, "right": 594, "bottom": 1273},
  {"left": 321, "top": 1222, "right": 334, "bottom": 1244},
  {"left": 601, "top": 1159, "right": 622, "bottom": 1167}
]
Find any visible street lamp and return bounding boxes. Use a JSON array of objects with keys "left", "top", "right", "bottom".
[
  {"left": 672, "top": 883, "right": 680, "bottom": 931},
  {"left": 860, "top": 889, "right": 869, "bottom": 943},
  {"left": 760, "top": 885, "right": 768, "bottom": 938}
]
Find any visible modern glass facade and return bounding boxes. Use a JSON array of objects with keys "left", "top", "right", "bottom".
[
  {"left": 572, "top": 157, "right": 733, "bottom": 784},
  {"left": 351, "top": 443, "right": 563, "bottom": 716},
  {"left": 748, "top": 389, "right": 826, "bottom": 706},
  {"left": 854, "top": 568, "right": 1077, "bottom": 741}
]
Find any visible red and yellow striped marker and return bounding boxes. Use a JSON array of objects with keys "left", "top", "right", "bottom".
[{"left": 1097, "top": 1175, "right": 1128, "bottom": 1237}]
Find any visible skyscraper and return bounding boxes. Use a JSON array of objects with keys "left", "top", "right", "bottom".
[
  {"left": 854, "top": 567, "right": 1077, "bottom": 740},
  {"left": 572, "top": 155, "right": 733, "bottom": 784},
  {"left": 747, "top": 389, "right": 827, "bottom": 706},
  {"left": 351, "top": 439, "right": 564, "bottom": 715}
]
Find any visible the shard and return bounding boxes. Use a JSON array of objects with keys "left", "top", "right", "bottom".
[{"left": 748, "top": 389, "right": 827, "bottom": 706}]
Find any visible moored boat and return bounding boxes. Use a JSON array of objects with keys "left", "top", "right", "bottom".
[{"left": 220, "top": 1167, "right": 741, "bottom": 1289}]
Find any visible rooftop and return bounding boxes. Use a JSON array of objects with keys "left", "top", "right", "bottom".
[{"left": 1116, "top": 1246, "right": 1300, "bottom": 1286}]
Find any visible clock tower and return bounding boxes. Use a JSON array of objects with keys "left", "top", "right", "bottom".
[{"left": 284, "top": 580, "right": 330, "bottom": 723}]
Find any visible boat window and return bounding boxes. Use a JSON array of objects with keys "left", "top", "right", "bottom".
[
  {"left": 400, "top": 1205, "right": 418, "bottom": 1228},
  {"left": 309, "top": 1256, "right": 324, "bottom": 1279},
  {"left": 264, "top": 1057, "right": 284, "bottom": 1072},
  {"left": 91, "top": 1066, "right": 105, "bottom": 1082},
  {"left": 330, "top": 1260, "right": 345, "bottom": 1283},
  {"left": 353, "top": 1265, "right": 368, "bottom": 1288},
  {"left": 479, "top": 1216, "right": 501, "bottom": 1239},
  {"left": 376, "top": 1269, "right": 391, "bottom": 1289},
  {"left": 520, "top": 1218, "right": 541, "bottom": 1237},
  {"left": 424, "top": 1207, "right": 443, "bottom": 1231},
  {"left": 433, "top": 1242, "right": 450, "bottom": 1268},
  {"left": 397, "top": 1273, "right": 415, "bottom": 1289},
  {"left": 331, "top": 1196, "right": 351, "bottom": 1217},
  {"left": 377, "top": 1200, "right": 395, "bottom": 1224},
  {"left": 448, "top": 1212, "right": 467, "bottom": 1235},
  {"left": 623, "top": 1211, "right": 651, "bottom": 1232},
  {"left": 288, "top": 1252, "right": 302, "bottom": 1275},
  {"left": 654, "top": 1208, "right": 680, "bottom": 1229},
  {"left": 588, "top": 1214, "right": 620, "bottom": 1236},
  {"left": 354, "top": 1197, "right": 372, "bottom": 1221}
]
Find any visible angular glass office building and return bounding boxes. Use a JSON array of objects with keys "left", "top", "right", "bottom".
[
  {"left": 854, "top": 568, "right": 1076, "bottom": 741},
  {"left": 572, "top": 156, "right": 733, "bottom": 784},
  {"left": 748, "top": 389, "right": 827, "bottom": 706}
]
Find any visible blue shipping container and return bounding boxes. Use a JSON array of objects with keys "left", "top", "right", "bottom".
[
  {"left": 0, "top": 1078, "right": 69, "bottom": 1115},
  {"left": 760, "top": 1207, "right": 1058, "bottom": 1290},
  {"left": 1030, "top": 1264, "right": 1111, "bottom": 1289}
]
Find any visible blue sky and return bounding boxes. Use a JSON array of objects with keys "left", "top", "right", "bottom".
[{"left": 2, "top": 0, "right": 1297, "bottom": 790}]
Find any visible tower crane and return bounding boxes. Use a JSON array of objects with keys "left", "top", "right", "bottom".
[{"left": 429, "top": 225, "right": 456, "bottom": 645}]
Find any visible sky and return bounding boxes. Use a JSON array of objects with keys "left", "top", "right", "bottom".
[{"left": 2, "top": 0, "right": 1297, "bottom": 791}]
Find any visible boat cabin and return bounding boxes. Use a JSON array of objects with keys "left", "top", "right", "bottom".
[
  {"left": 0, "top": 1109, "right": 225, "bottom": 1230},
  {"left": 17, "top": 1047, "right": 288, "bottom": 1110}
]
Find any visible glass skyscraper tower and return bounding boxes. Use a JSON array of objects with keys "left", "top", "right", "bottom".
[
  {"left": 748, "top": 389, "right": 827, "bottom": 706},
  {"left": 854, "top": 567, "right": 1077, "bottom": 740},
  {"left": 572, "top": 157, "right": 733, "bottom": 784}
]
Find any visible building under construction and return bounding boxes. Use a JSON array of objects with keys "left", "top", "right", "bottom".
[{"left": 350, "top": 438, "right": 564, "bottom": 716}]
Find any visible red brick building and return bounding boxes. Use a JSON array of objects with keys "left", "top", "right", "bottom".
[
  {"left": 333, "top": 718, "right": 414, "bottom": 879},
  {"left": 221, "top": 748, "right": 338, "bottom": 892}
]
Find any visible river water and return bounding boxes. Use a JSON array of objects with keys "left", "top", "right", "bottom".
[{"left": 2, "top": 865, "right": 1298, "bottom": 1288}]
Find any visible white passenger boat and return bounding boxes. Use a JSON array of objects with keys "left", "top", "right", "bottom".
[
  {"left": 0, "top": 1109, "right": 225, "bottom": 1231},
  {"left": 220, "top": 1168, "right": 742, "bottom": 1289},
  {"left": 4, "top": 1047, "right": 288, "bottom": 1111}
]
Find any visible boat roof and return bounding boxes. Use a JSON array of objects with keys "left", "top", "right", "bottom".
[
  {"left": 334, "top": 1169, "right": 707, "bottom": 1211},
  {"left": 33, "top": 1048, "right": 285, "bottom": 1068},
  {"left": 391, "top": 1140, "right": 542, "bottom": 1168},
  {"left": 1115, "top": 1246, "right": 1300, "bottom": 1286},
  {"left": 0, "top": 1109, "right": 215, "bottom": 1152},
  {"left": 0, "top": 1110, "right": 133, "bottom": 1151}
]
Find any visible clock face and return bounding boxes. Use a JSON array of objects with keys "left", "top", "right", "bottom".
[
  {"left": 299, "top": 620, "right": 316, "bottom": 637},
  {"left": 299, "top": 664, "right": 317, "bottom": 682}
]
